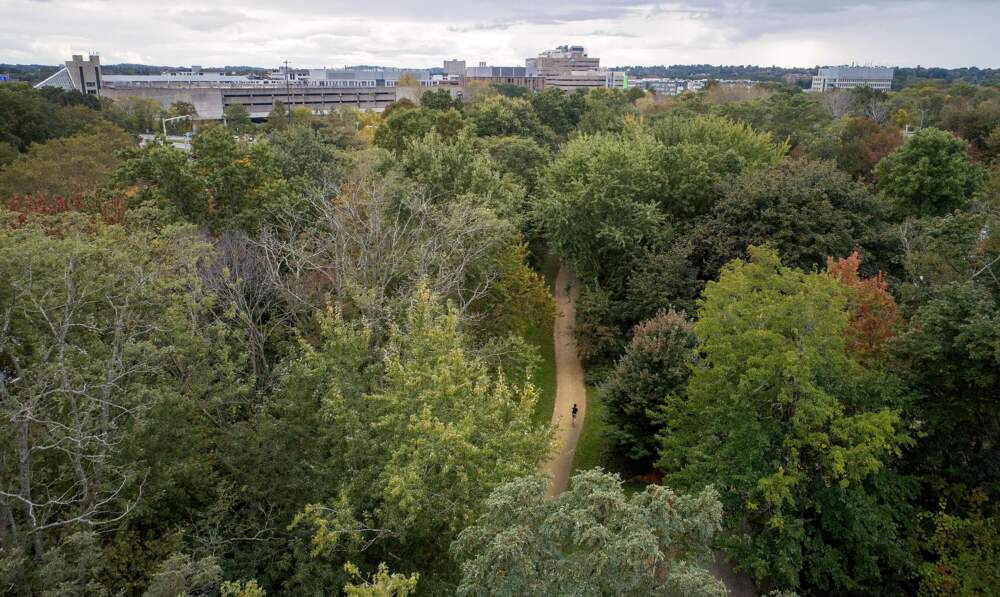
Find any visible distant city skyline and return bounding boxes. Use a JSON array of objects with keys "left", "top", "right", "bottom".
[{"left": 2, "top": 0, "right": 999, "bottom": 69}]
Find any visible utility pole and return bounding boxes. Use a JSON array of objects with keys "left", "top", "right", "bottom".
[{"left": 284, "top": 60, "right": 292, "bottom": 124}]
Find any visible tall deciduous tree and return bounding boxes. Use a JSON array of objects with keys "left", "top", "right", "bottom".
[
  {"left": 649, "top": 114, "right": 786, "bottom": 220},
  {"left": 0, "top": 121, "right": 132, "bottom": 199},
  {"left": 465, "top": 95, "right": 553, "bottom": 145},
  {"left": 659, "top": 246, "right": 912, "bottom": 593},
  {"left": 603, "top": 311, "right": 697, "bottom": 467},
  {"left": 835, "top": 116, "right": 902, "bottom": 180},
  {"left": 286, "top": 289, "right": 552, "bottom": 591},
  {"left": 826, "top": 251, "right": 901, "bottom": 363},
  {"left": 893, "top": 281, "right": 1000, "bottom": 504},
  {"left": 697, "top": 158, "right": 892, "bottom": 280},
  {"left": 451, "top": 469, "right": 725, "bottom": 597},
  {"left": 876, "top": 127, "right": 984, "bottom": 217},
  {"left": 534, "top": 128, "right": 667, "bottom": 279},
  {"left": 224, "top": 104, "right": 253, "bottom": 135},
  {"left": 0, "top": 214, "right": 214, "bottom": 562}
]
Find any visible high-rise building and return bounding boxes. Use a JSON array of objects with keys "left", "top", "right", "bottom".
[
  {"left": 34, "top": 54, "right": 104, "bottom": 96},
  {"left": 808, "top": 66, "right": 894, "bottom": 92},
  {"left": 443, "top": 59, "right": 466, "bottom": 77},
  {"left": 526, "top": 45, "right": 601, "bottom": 77},
  {"left": 525, "top": 45, "right": 624, "bottom": 93}
]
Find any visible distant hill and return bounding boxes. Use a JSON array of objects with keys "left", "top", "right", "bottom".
[
  {"left": 615, "top": 63, "right": 1000, "bottom": 89},
  {"left": 0, "top": 64, "right": 60, "bottom": 84}
]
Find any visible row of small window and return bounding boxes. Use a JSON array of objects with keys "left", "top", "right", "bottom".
[{"left": 317, "top": 81, "right": 380, "bottom": 87}]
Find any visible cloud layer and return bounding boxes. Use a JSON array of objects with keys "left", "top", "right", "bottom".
[{"left": 1, "top": 0, "right": 997, "bottom": 68}]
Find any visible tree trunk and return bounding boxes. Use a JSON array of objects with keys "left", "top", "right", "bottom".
[{"left": 16, "top": 417, "right": 43, "bottom": 560}]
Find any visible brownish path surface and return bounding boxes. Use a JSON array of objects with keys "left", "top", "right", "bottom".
[{"left": 541, "top": 264, "right": 586, "bottom": 497}]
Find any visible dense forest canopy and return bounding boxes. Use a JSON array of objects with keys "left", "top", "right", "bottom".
[{"left": 0, "top": 73, "right": 998, "bottom": 596}]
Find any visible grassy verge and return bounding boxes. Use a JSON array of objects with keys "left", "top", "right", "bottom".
[
  {"left": 570, "top": 387, "right": 649, "bottom": 495},
  {"left": 571, "top": 386, "right": 611, "bottom": 474},
  {"left": 527, "top": 253, "right": 560, "bottom": 426}
]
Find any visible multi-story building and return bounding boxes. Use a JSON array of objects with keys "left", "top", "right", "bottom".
[
  {"left": 307, "top": 67, "right": 437, "bottom": 88},
  {"left": 37, "top": 55, "right": 404, "bottom": 118},
  {"left": 525, "top": 46, "right": 623, "bottom": 94},
  {"left": 631, "top": 78, "right": 686, "bottom": 95},
  {"left": 461, "top": 62, "right": 544, "bottom": 92},
  {"left": 443, "top": 59, "right": 466, "bottom": 77},
  {"left": 526, "top": 45, "right": 600, "bottom": 77},
  {"left": 808, "top": 65, "right": 894, "bottom": 92},
  {"left": 34, "top": 54, "right": 104, "bottom": 97}
]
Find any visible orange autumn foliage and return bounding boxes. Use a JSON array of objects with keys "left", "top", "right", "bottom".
[
  {"left": 827, "top": 251, "right": 901, "bottom": 362},
  {"left": 7, "top": 192, "right": 127, "bottom": 228}
]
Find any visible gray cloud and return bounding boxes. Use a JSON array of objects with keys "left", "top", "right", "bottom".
[
  {"left": 1, "top": 0, "right": 997, "bottom": 68},
  {"left": 585, "top": 30, "right": 640, "bottom": 38},
  {"left": 173, "top": 8, "right": 254, "bottom": 32}
]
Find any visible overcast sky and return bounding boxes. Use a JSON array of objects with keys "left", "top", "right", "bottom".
[{"left": 2, "top": 0, "right": 998, "bottom": 69}]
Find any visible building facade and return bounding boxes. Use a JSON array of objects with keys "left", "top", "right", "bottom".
[
  {"left": 524, "top": 45, "right": 623, "bottom": 94},
  {"left": 443, "top": 60, "right": 466, "bottom": 77},
  {"left": 526, "top": 45, "right": 601, "bottom": 77},
  {"left": 34, "top": 54, "right": 104, "bottom": 96},
  {"left": 36, "top": 56, "right": 413, "bottom": 118},
  {"left": 461, "top": 64, "right": 544, "bottom": 92},
  {"left": 809, "top": 66, "right": 894, "bottom": 92}
]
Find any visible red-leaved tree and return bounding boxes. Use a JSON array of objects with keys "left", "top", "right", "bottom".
[
  {"left": 7, "top": 192, "right": 127, "bottom": 227},
  {"left": 827, "top": 250, "right": 901, "bottom": 362}
]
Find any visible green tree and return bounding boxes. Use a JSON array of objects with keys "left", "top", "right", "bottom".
[
  {"left": 451, "top": 469, "right": 726, "bottom": 597},
  {"left": 0, "top": 120, "right": 132, "bottom": 198},
  {"left": 698, "top": 158, "right": 892, "bottom": 278},
  {"left": 918, "top": 509, "right": 1000, "bottom": 596},
  {"left": 0, "top": 141, "right": 17, "bottom": 167},
  {"left": 37, "top": 531, "right": 107, "bottom": 597},
  {"left": 940, "top": 97, "right": 1000, "bottom": 154},
  {"left": 835, "top": 116, "right": 903, "bottom": 180},
  {"left": 266, "top": 100, "right": 289, "bottom": 131},
  {"left": 314, "top": 107, "right": 367, "bottom": 150},
  {"left": 479, "top": 135, "right": 549, "bottom": 194},
  {"left": 893, "top": 282, "right": 1000, "bottom": 504},
  {"left": 577, "top": 88, "right": 636, "bottom": 135},
  {"left": 420, "top": 88, "right": 458, "bottom": 111},
  {"left": 343, "top": 563, "right": 418, "bottom": 597},
  {"left": 373, "top": 106, "right": 460, "bottom": 154},
  {"left": 267, "top": 124, "right": 339, "bottom": 186},
  {"left": 897, "top": 209, "right": 1000, "bottom": 304},
  {"left": 143, "top": 553, "right": 222, "bottom": 597},
  {"left": 623, "top": 242, "right": 703, "bottom": 322},
  {"left": 529, "top": 88, "right": 574, "bottom": 137},
  {"left": 286, "top": 290, "right": 552, "bottom": 591},
  {"left": 660, "top": 246, "right": 912, "bottom": 593},
  {"left": 0, "top": 83, "right": 74, "bottom": 150},
  {"left": 400, "top": 130, "right": 525, "bottom": 220},
  {"left": 106, "top": 96, "right": 163, "bottom": 133},
  {"left": 465, "top": 95, "right": 553, "bottom": 145},
  {"left": 603, "top": 311, "right": 697, "bottom": 466},
  {"left": 714, "top": 90, "right": 831, "bottom": 149},
  {"left": 876, "top": 127, "right": 984, "bottom": 217},
  {"left": 0, "top": 214, "right": 223, "bottom": 573},
  {"left": 117, "top": 124, "right": 293, "bottom": 231},
  {"left": 224, "top": 103, "right": 253, "bottom": 135},
  {"left": 649, "top": 114, "right": 786, "bottom": 220},
  {"left": 534, "top": 128, "right": 666, "bottom": 279}
]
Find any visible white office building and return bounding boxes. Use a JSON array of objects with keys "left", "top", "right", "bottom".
[{"left": 809, "top": 66, "right": 894, "bottom": 92}]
